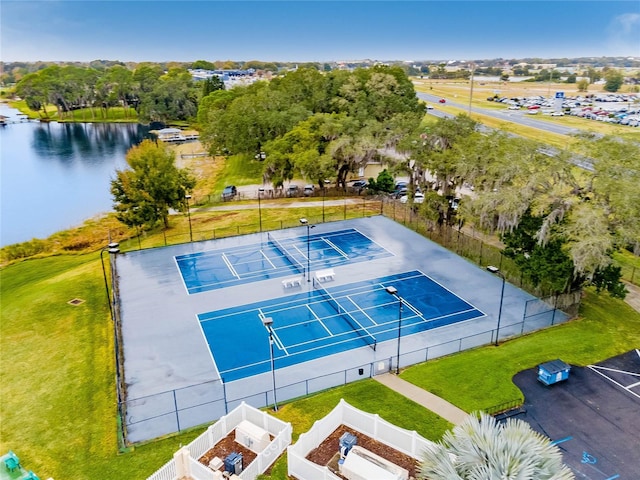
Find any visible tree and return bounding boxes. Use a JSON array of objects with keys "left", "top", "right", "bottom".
[
  {"left": 604, "top": 69, "right": 624, "bottom": 92},
  {"left": 111, "top": 140, "right": 196, "bottom": 230},
  {"left": 138, "top": 68, "right": 199, "bottom": 123},
  {"left": 368, "top": 169, "right": 395, "bottom": 193},
  {"left": 191, "top": 60, "right": 217, "bottom": 70},
  {"left": 418, "top": 412, "right": 574, "bottom": 480},
  {"left": 576, "top": 79, "right": 589, "bottom": 92},
  {"left": 201, "top": 76, "right": 225, "bottom": 97}
]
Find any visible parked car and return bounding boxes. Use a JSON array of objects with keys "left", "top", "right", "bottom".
[
  {"left": 221, "top": 185, "right": 237, "bottom": 200},
  {"left": 394, "top": 187, "right": 408, "bottom": 199},
  {"left": 400, "top": 192, "right": 424, "bottom": 204},
  {"left": 352, "top": 180, "right": 367, "bottom": 189},
  {"left": 303, "top": 184, "right": 315, "bottom": 196},
  {"left": 439, "top": 98, "right": 446, "bottom": 103},
  {"left": 550, "top": 111, "right": 564, "bottom": 116},
  {"left": 286, "top": 184, "right": 299, "bottom": 197}
]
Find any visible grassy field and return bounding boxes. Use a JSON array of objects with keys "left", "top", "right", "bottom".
[
  {"left": 8, "top": 99, "right": 138, "bottom": 122},
  {"left": 0, "top": 249, "right": 449, "bottom": 479}
]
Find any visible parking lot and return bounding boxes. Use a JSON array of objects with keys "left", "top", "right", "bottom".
[
  {"left": 513, "top": 350, "right": 640, "bottom": 479},
  {"left": 490, "top": 93, "right": 640, "bottom": 126}
]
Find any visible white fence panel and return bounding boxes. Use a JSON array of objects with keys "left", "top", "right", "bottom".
[
  {"left": 188, "top": 427, "right": 215, "bottom": 460},
  {"left": 146, "top": 459, "right": 177, "bottom": 480},
  {"left": 189, "top": 458, "right": 215, "bottom": 480},
  {"left": 343, "top": 405, "right": 375, "bottom": 437},
  {"left": 288, "top": 448, "right": 341, "bottom": 480}
]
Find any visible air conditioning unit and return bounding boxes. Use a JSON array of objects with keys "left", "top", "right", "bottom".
[
  {"left": 341, "top": 446, "right": 409, "bottom": 480},
  {"left": 235, "top": 420, "right": 270, "bottom": 453}
]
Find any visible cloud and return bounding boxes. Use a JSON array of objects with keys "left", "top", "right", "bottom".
[{"left": 607, "top": 13, "right": 640, "bottom": 56}]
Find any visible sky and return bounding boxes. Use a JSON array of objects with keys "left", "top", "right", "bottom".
[{"left": 1, "top": 1, "right": 639, "bottom": 63}]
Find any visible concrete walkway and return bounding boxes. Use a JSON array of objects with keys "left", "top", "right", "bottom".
[
  {"left": 624, "top": 281, "right": 640, "bottom": 313},
  {"left": 374, "top": 373, "right": 468, "bottom": 425}
]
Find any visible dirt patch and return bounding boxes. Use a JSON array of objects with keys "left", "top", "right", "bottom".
[{"left": 306, "top": 424, "right": 420, "bottom": 479}]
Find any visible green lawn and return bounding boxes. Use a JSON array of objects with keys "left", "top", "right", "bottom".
[{"left": 2, "top": 230, "right": 639, "bottom": 479}]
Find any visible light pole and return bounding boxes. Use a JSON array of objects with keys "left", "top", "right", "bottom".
[
  {"left": 258, "top": 187, "right": 265, "bottom": 232},
  {"left": 322, "top": 179, "right": 330, "bottom": 223},
  {"left": 468, "top": 62, "right": 475, "bottom": 114},
  {"left": 185, "top": 194, "right": 193, "bottom": 242},
  {"left": 261, "top": 316, "right": 278, "bottom": 411},
  {"left": 100, "top": 243, "right": 120, "bottom": 323},
  {"left": 299, "top": 218, "right": 315, "bottom": 281},
  {"left": 487, "top": 266, "right": 505, "bottom": 346},
  {"left": 385, "top": 286, "right": 403, "bottom": 374}
]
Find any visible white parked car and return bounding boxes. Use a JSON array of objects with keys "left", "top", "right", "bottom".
[
  {"left": 400, "top": 192, "right": 424, "bottom": 204},
  {"left": 550, "top": 111, "right": 564, "bottom": 116},
  {"left": 508, "top": 105, "right": 520, "bottom": 110}
]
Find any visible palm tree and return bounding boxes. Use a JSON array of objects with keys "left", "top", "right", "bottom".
[{"left": 418, "top": 412, "right": 574, "bottom": 480}]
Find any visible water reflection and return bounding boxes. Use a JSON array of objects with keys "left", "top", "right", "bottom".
[
  {"left": 0, "top": 103, "right": 155, "bottom": 246},
  {"left": 31, "top": 122, "right": 152, "bottom": 166}
]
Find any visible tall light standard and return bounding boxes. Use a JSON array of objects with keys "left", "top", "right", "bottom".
[
  {"left": 487, "top": 266, "right": 506, "bottom": 346},
  {"left": 261, "top": 316, "right": 278, "bottom": 411},
  {"left": 100, "top": 242, "right": 120, "bottom": 323},
  {"left": 322, "top": 179, "right": 330, "bottom": 223},
  {"left": 468, "top": 62, "right": 476, "bottom": 114},
  {"left": 299, "top": 218, "right": 315, "bottom": 281},
  {"left": 185, "top": 194, "right": 193, "bottom": 242},
  {"left": 385, "top": 286, "right": 403, "bottom": 374},
  {"left": 258, "top": 187, "right": 265, "bottom": 232}
]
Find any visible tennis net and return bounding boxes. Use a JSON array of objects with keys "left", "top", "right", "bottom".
[
  {"left": 268, "top": 232, "right": 305, "bottom": 275},
  {"left": 313, "top": 277, "right": 377, "bottom": 351}
]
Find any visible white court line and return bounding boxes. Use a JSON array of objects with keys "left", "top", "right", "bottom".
[
  {"left": 416, "top": 268, "right": 488, "bottom": 318},
  {"left": 346, "top": 296, "right": 378, "bottom": 327},
  {"left": 196, "top": 314, "right": 222, "bottom": 380},
  {"left": 292, "top": 243, "right": 307, "bottom": 260},
  {"left": 221, "top": 252, "right": 239, "bottom": 278},
  {"left": 628, "top": 381, "right": 640, "bottom": 388},
  {"left": 323, "top": 237, "right": 349, "bottom": 259},
  {"left": 306, "top": 304, "right": 332, "bottom": 336},
  {"left": 588, "top": 365, "right": 640, "bottom": 400},
  {"left": 270, "top": 329, "right": 289, "bottom": 356},
  {"left": 174, "top": 256, "right": 193, "bottom": 295},
  {"left": 352, "top": 226, "right": 397, "bottom": 256},
  {"left": 260, "top": 250, "right": 277, "bottom": 269}
]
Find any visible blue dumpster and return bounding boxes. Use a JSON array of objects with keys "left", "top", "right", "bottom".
[{"left": 537, "top": 359, "right": 571, "bottom": 386}]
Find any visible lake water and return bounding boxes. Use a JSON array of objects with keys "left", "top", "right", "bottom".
[{"left": 0, "top": 103, "right": 152, "bottom": 246}]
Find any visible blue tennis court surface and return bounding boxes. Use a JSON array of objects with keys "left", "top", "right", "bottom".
[
  {"left": 175, "top": 228, "right": 392, "bottom": 294},
  {"left": 198, "top": 270, "right": 484, "bottom": 382}
]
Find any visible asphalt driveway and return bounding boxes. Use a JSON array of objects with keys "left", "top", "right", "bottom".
[{"left": 512, "top": 350, "right": 640, "bottom": 479}]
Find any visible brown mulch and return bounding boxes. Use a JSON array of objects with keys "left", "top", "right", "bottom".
[
  {"left": 198, "top": 431, "right": 263, "bottom": 471},
  {"left": 305, "top": 425, "right": 419, "bottom": 479}
]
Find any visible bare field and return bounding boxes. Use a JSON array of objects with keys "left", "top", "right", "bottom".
[{"left": 413, "top": 78, "right": 614, "bottom": 100}]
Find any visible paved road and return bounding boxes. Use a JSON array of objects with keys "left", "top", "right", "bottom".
[
  {"left": 417, "top": 92, "right": 595, "bottom": 171},
  {"left": 417, "top": 92, "right": 582, "bottom": 136}
]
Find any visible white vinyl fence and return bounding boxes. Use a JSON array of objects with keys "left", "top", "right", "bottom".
[
  {"left": 287, "top": 398, "right": 436, "bottom": 480},
  {"left": 146, "top": 401, "right": 292, "bottom": 480}
]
